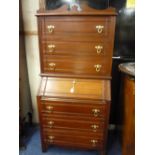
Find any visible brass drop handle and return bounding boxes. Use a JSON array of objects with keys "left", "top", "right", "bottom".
[
  {"left": 48, "top": 44, "right": 56, "bottom": 53},
  {"left": 47, "top": 121, "right": 54, "bottom": 126},
  {"left": 94, "top": 64, "right": 102, "bottom": 72},
  {"left": 95, "top": 45, "right": 103, "bottom": 54},
  {"left": 45, "top": 106, "right": 53, "bottom": 113},
  {"left": 48, "top": 136, "right": 55, "bottom": 143},
  {"left": 47, "top": 25, "right": 55, "bottom": 33},
  {"left": 92, "top": 109, "right": 100, "bottom": 117},
  {"left": 91, "top": 125, "right": 99, "bottom": 132},
  {"left": 96, "top": 25, "right": 104, "bottom": 34},
  {"left": 48, "top": 121, "right": 54, "bottom": 128},
  {"left": 49, "top": 63, "right": 56, "bottom": 70},
  {"left": 91, "top": 140, "right": 98, "bottom": 146}
]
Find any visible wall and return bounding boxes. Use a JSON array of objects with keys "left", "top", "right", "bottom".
[{"left": 21, "top": 0, "right": 40, "bottom": 123}]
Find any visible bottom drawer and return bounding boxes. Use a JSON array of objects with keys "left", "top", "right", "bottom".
[{"left": 44, "top": 133, "right": 104, "bottom": 149}]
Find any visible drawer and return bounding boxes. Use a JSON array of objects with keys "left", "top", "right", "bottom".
[
  {"left": 40, "top": 101, "right": 107, "bottom": 117},
  {"left": 44, "top": 132, "right": 103, "bottom": 149},
  {"left": 41, "top": 112, "right": 106, "bottom": 122},
  {"left": 42, "top": 127, "right": 104, "bottom": 138},
  {"left": 44, "top": 19, "right": 109, "bottom": 34},
  {"left": 42, "top": 116, "right": 105, "bottom": 132},
  {"left": 42, "top": 55, "right": 112, "bottom": 76},
  {"left": 39, "top": 77, "right": 111, "bottom": 100},
  {"left": 43, "top": 18, "right": 110, "bottom": 41},
  {"left": 42, "top": 17, "right": 111, "bottom": 42},
  {"left": 42, "top": 41, "right": 110, "bottom": 56}
]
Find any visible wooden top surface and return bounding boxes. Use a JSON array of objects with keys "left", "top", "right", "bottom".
[{"left": 36, "top": 3, "right": 117, "bottom": 16}]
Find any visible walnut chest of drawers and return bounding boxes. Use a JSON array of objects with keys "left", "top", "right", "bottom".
[{"left": 36, "top": 3, "right": 116, "bottom": 155}]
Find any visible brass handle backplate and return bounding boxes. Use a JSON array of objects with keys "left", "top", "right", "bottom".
[
  {"left": 48, "top": 44, "right": 56, "bottom": 53},
  {"left": 95, "top": 45, "right": 103, "bottom": 54},
  {"left": 96, "top": 25, "right": 104, "bottom": 34},
  {"left": 49, "top": 63, "right": 56, "bottom": 71},
  {"left": 48, "top": 136, "right": 55, "bottom": 140},
  {"left": 92, "top": 109, "right": 100, "bottom": 117},
  {"left": 47, "top": 25, "right": 55, "bottom": 33},
  {"left": 46, "top": 106, "right": 53, "bottom": 110},
  {"left": 91, "top": 139, "right": 98, "bottom": 146},
  {"left": 47, "top": 121, "right": 54, "bottom": 126},
  {"left": 94, "top": 64, "right": 102, "bottom": 72}
]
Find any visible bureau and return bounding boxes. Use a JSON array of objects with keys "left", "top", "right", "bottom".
[{"left": 36, "top": 1, "right": 116, "bottom": 155}]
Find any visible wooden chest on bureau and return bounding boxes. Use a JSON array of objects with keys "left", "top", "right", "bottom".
[{"left": 36, "top": 2, "right": 116, "bottom": 155}]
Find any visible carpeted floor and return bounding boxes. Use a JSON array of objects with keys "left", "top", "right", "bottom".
[{"left": 19, "top": 126, "right": 121, "bottom": 155}]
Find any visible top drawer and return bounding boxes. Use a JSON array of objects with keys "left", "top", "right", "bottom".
[{"left": 42, "top": 17, "right": 111, "bottom": 42}]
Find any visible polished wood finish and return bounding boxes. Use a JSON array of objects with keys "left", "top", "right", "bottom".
[
  {"left": 36, "top": 2, "right": 116, "bottom": 155},
  {"left": 43, "top": 55, "right": 111, "bottom": 77},
  {"left": 36, "top": 11, "right": 116, "bottom": 79},
  {"left": 38, "top": 77, "right": 111, "bottom": 100},
  {"left": 121, "top": 75, "right": 135, "bottom": 155},
  {"left": 43, "top": 133, "right": 104, "bottom": 149},
  {"left": 42, "top": 41, "right": 109, "bottom": 56},
  {"left": 37, "top": 77, "right": 111, "bottom": 154},
  {"left": 43, "top": 17, "right": 110, "bottom": 39}
]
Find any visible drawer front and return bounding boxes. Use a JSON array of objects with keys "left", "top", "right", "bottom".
[
  {"left": 42, "top": 117, "right": 105, "bottom": 132},
  {"left": 42, "top": 17, "right": 111, "bottom": 42},
  {"left": 40, "top": 78, "right": 111, "bottom": 100},
  {"left": 43, "top": 132, "right": 103, "bottom": 149},
  {"left": 42, "top": 127, "right": 104, "bottom": 138},
  {"left": 41, "top": 112, "right": 106, "bottom": 122},
  {"left": 44, "top": 18, "right": 110, "bottom": 41},
  {"left": 43, "top": 55, "right": 111, "bottom": 76},
  {"left": 44, "top": 20, "right": 109, "bottom": 34},
  {"left": 42, "top": 41, "right": 110, "bottom": 56},
  {"left": 40, "top": 101, "right": 107, "bottom": 118}
]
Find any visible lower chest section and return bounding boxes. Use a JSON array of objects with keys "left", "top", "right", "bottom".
[
  {"left": 37, "top": 77, "right": 111, "bottom": 150},
  {"left": 38, "top": 99, "right": 110, "bottom": 150}
]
